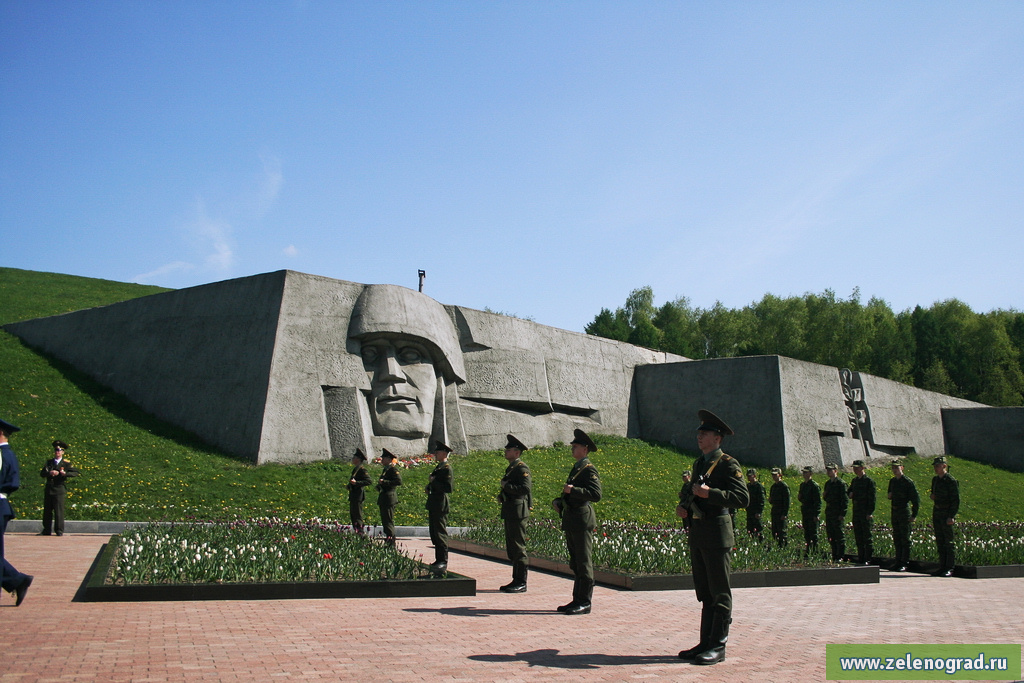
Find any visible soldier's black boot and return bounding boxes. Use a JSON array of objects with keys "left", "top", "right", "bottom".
[
  {"left": 693, "top": 612, "right": 730, "bottom": 665},
  {"left": 429, "top": 549, "right": 448, "bottom": 574},
  {"left": 565, "top": 578, "right": 593, "bottom": 614},
  {"left": 678, "top": 606, "right": 713, "bottom": 660},
  {"left": 501, "top": 564, "right": 527, "bottom": 593}
]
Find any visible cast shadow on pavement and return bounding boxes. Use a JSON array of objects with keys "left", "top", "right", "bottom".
[
  {"left": 404, "top": 606, "right": 555, "bottom": 617},
  {"left": 469, "top": 649, "right": 682, "bottom": 670}
]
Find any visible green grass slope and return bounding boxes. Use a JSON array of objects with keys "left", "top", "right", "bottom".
[{"left": 1, "top": 267, "right": 1021, "bottom": 527}]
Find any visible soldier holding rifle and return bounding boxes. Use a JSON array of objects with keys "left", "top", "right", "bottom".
[{"left": 676, "top": 410, "right": 749, "bottom": 666}]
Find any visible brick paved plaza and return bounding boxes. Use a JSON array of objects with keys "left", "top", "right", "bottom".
[{"left": 3, "top": 532, "right": 1022, "bottom": 682}]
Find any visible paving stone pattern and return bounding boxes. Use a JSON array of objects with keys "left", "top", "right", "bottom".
[{"left": 3, "top": 533, "right": 1022, "bottom": 682}]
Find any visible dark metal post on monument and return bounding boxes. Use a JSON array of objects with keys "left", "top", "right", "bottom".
[{"left": 418, "top": 269, "right": 426, "bottom": 293}]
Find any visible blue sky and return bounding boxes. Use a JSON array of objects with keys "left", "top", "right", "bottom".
[{"left": 2, "top": 2, "right": 1022, "bottom": 332}]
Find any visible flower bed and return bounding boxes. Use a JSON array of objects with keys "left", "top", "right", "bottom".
[
  {"left": 455, "top": 518, "right": 1024, "bottom": 586},
  {"left": 81, "top": 518, "right": 475, "bottom": 602}
]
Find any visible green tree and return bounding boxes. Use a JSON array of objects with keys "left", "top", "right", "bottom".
[
  {"left": 921, "top": 360, "right": 957, "bottom": 396},
  {"left": 585, "top": 307, "right": 630, "bottom": 341},
  {"left": 744, "top": 293, "right": 807, "bottom": 358},
  {"left": 653, "top": 297, "right": 702, "bottom": 358},
  {"left": 697, "top": 302, "right": 755, "bottom": 358}
]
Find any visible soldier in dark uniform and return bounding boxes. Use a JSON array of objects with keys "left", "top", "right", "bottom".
[
  {"left": 847, "top": 459, "right": 876, "bottom": 565},
  {"left": 744, "top": 469, "right": 765, "bottom": 542},
  {"left": 929, "top": 456, "right": 960, "bottom": 577},
  {"left": 499, "top": 435, "right": 532, "bottom": 593},
  {"left": 887, "top": 459, "right": 919, "bottom": 572},
  {"left": 676, "top": 410, "right": 749, "bottom": 666},
  {"left": 425, "top": 440, "right": 453, "bottom": 572},
  {"left": 1, "top": 417, "right": 33, "bottom": 606},
  {"left": 798, "top": 465, "right": 821, "bottom": 556},
  {"left": 375, "top": 449, "right": 402, "bottom": 547},
  {"left": 346, "top": 449, "right": 372, "bottom": 535},
  {"left": 768, "top": 468, "right": 790, "bottom": 547},
  {"left": 552, "top": 429, "right": 601, "bottom": 615},
  {"left": 39, "top": 440, "right": 79, "bottom": 536},
  {"left": 822, "top": 463, "right": 848, "bottom": 562}
]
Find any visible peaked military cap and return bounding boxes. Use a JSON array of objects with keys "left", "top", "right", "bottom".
[
  {"left": 433, "top": 440, "right": 452, "bottom": 454},
  {"left": 504, "top": 434, "right": 528, "bottom": 452},
  {"left": 770, "top": 467, "right": 783, "bottom": 475},
  {"left": 0, "top": 418, "right": 20, "bottom": 434},
  {"left": 53, "top": 440, "right": 69, "bottom": 450},
  {"left": 825, "top": 463, "right": 839, "bottom": 470},
  {"left": 801, "top": 466, "right": 814, "bottom": 473},
  {"left": 890, "top": 459, "right": 903, "bottom": 466},
  {"left": 696, "top": 409, "right": 734, "bottom": 436},
  {"left": 682, "top": 470, "right": 692, "bottom": 478},
  {"left": 852, "top": 459, "right": 866, "bottom": 467},
  {"left": 932, "top": 456, "right": 948, "bottom": 465},
  {"left": 570, "top": 428, "right": 597, "bottom": 453},
  {"left": 352, "top": 448, "right": 367, "bottom": 462},
  {"left": 746, "top": 468, "right": 757, "bottom": 477},
  {"left": 381, "top": 448, "right": 397, "bottom": 461}
]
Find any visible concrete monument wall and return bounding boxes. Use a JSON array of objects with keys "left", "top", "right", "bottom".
[
  {"left": 6, "top": 270, "right": 684, "bottom": 464},
  {"left": 6, "top": 269, "right": 1002, "bottom": 471},
  {"left": 633, "top": 355, "right": 983, "bottom": 470},
  {"left": 942, "top": 407, "right": 1024, "bottom": 472}
]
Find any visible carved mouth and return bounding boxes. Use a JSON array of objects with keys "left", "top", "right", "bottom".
[{"left": 378, "top": 396, "right": 417, "bottom": 408}]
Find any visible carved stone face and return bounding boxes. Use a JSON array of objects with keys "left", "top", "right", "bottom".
[{"left": 360, "top": 336, "right": 438, "bottom": 438}]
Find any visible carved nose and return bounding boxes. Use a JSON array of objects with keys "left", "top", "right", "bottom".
[{"left": 378, "top": 348, "right": 406, "bottom": 382}]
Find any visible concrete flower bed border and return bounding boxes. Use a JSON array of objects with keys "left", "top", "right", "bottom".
[{"left": 80, "top": 538, "right": 476, "bottom": 602}]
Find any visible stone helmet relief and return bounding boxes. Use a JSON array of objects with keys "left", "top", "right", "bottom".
[{"left": 348, "top": 284, "right": 466, "bottom": 447}]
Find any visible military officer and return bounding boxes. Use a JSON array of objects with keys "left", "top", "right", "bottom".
[
  {"left": 847, "top": 459, "right": 876, "bottom": 565},
  {"left": 376, "top": 449, "right": 402, "bottom": 546},
  {"left": 929, "top": 456, "right": 960, "bottom": 577},
  {"left": 822, "top": 463, "right": 848, "bottom": 562},
  {"left": 745, "top": 469, "right": 765, "bottom": 541},
  {"left": 346, "top": 449, "right": 372, "bottom": 535},
  {"left": 768, "top": 467, "right": 790, "bottom": 547},
  {"left": 1, "top": 417, "right": 33, "bottom": 606},
  {"left": 498, "top": 435, "right": 532, "bottom": 593},
  {"left": 39, "top": 440, "right": 79, "bottom": 536},
  {"left": 553, "top": 429, "right": 602, "bottom": 615},
  {"left": 676, "top": 410, "right": 749, "bottom": 666},
  {"left": 887, "top": 459, "right": 919, "bottom": 572},
  {"left": 798, "top": 466, "right": 821, "bottom": 556},
  {"left": 425, "top": 440, "right": 453, "bottom": 572}
]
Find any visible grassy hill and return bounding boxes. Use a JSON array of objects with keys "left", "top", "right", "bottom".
[{"left": 1, "top": 267, "right": 1021, "bottom": 526}]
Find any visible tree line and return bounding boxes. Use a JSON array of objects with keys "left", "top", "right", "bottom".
[{"left": 585, "top": 286, "right": 1024, "bottom": 406}]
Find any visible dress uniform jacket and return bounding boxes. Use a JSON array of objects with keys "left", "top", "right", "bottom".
[
  {"left": 376, "top": 463, "right": 402, "bottom": 542},
  {"left": 686, "top": 450, "right": 750, "bottom": 549},
  {"left": 558, "top": 457, "right": 601, "bottom": 533},
  {"left": 346, "top": 464, "right": 372, "bottom": 531},
  {"left": 500, "top": 459, "right": 532, "bottom": 521},
  {"left": 376, "top": 464, "right": 403, "bottom": 506},
  {"left": 425, "top": 461, "right": 452, "bottom": 514},
  {"left": 347, "top": 465, "right": 372, "bottom": 502},
  {"left": 888, "top": 476, "right": 920, "bottom": 518}
]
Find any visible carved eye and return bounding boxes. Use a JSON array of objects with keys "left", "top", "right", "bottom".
[
  {"left": 396, "top": 345, "right": 424, "bottom": 363},
  {"left": 361, "top": 346, "right": 380, "bottom": 363}
]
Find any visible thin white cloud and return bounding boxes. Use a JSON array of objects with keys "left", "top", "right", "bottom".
[
  {"left": 283, "top": 244, "right": 299, "bottom": 257},
  {"left": 134, "top": 261, "right": 195, "bottom": 282},
  {"left": 257, "top": 153, "right": 283, "bottom": 217},
  {"left": 190, "top": 200, "right": 235, "bottom": 272}
]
